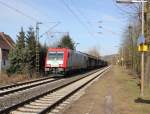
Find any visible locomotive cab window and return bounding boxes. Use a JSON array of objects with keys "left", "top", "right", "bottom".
[
  {"left": 57, "top": 52, "right": 64, "bottom": 60},
  {"left": 48, "top": 52, "right": 64, "bottom": 60},
  {"left": 48, "top": 52, "right": 57, "bottom": 60}
]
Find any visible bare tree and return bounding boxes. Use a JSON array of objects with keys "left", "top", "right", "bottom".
[{"left": 88, "top": 47, "right": 101, "bottom": 59}]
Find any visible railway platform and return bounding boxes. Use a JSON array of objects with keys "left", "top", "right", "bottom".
[{"left": 61, "top": 65, "right": 150, "bottom": 114}]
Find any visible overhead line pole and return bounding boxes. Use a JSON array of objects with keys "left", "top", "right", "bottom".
[
  {"left": 36, "top": 22, "right": 42, "bottom": 74},
  {"left": 121, "top": 47, "right": 124, "bottom": 67}
]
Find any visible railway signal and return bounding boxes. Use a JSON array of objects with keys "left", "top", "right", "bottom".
[{"left": 138, "top": 44, "right": 148, "bottom": 52}]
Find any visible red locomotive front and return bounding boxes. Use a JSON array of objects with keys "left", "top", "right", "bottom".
[{"left": 45, "top": 48, "right": 69, "bottom": 74}]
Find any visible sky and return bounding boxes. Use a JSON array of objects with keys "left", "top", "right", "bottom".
[{"left": 0, "top": 0, "right": 130, "bottom": 56}]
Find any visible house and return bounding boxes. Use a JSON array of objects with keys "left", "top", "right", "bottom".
[{"left": 0, "top": 32, "right": 15, "bottom": 72}]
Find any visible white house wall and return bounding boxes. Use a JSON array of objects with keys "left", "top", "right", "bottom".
[
  {"left": 0, "top": 48, "right": 9, "bottom": 72},
  {"left": 0, "top": 48, "right": 2, "bottom": 72}
]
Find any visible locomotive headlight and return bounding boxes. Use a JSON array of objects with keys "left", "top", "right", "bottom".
[
  {"left": 46, "top": 64, "right": 51, "bottom": 67},
  {"left": 59, "top": 64, "right": 63, "bottom": 67}
]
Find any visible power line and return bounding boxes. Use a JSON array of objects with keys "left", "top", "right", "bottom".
[
  {"left": 19, "top": 0, "right": 54, "bottom": 22},
  {"left": 70, "top": 0, "right": 124, "bottom": 36},
  {"left": 60, "top": 0, "right": 95, "bottom": 38},
  {"left": 0, "top": 1, "right": 61, "bottom": 37},
  {"left": 69, "top": 0, "right": 96, "bottom": 34},
  {"left": 70, "top": 0, "right": 90, "bottom": 22},
  {"left": 113, "top": 0, "right": 139, "bottom": 15},
  {"left": 40, "top": 22, "right": 61, "bottom": 38},
  {"left": 0, "top": 0, "right": 38, "bottom": 22}
]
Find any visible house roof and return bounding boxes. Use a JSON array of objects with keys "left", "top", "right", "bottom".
[{"left": 0, "top": 32, "right": 15, "bottom": 50}]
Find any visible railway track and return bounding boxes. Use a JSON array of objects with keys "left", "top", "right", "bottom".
[
  {"left": 0, "top": 66, "right": 110, "bottom": 114},
  {"left": 0, "top": 69, "right": 101, "bottom": 97},
  {"left": 0, "top": 76, "right": 59, "bottom": 97}
]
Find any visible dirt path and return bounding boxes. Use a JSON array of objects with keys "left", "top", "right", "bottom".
[
  {"left": 62, "top": 66, "right": 150, "bottom": 114},
  {"left": 62, "top": 67, "right": 115, "bottom": 114}
]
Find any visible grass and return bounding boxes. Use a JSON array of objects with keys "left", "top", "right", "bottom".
[
  {"left": 0, "top": 71, "right": 39, "bottom": 86},
  {"left": 114, "top": 65, "right": 150, "bottom": 114}
]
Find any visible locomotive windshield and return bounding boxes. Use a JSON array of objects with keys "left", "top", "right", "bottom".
[
  {"left": 48, "top": 52, "right": 64, "bottom": 60},
  {"left": 57, "top": 52, "right": 64, "bottom": 60}
]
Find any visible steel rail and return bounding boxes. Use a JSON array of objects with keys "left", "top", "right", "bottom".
[
  {"left": 0, "top": 78, "right": 59, "bottom": 97},
  {"left": 0, "top": 76, "right": 54, "bottom": 90}
]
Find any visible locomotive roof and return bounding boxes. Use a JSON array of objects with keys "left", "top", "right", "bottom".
[{"left": 47, "top": 48, "right": 100, "bottom": 60}]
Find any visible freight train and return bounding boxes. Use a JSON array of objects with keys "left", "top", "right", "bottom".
[{"left": 45, "top": 48, "right": 107, "bottom": 75}]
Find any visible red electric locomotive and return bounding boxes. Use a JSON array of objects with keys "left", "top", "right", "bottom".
[{"left": 45, "top": 48, "right": 88, "bottom": 75}]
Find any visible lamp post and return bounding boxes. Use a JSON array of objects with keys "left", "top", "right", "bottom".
[{"left": 116, "top": 0, "right": 147, "bottom": 97}]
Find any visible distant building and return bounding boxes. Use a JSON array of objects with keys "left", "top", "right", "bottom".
[{"left": 0, "top": 32, "right": 15, "bottom": 72}]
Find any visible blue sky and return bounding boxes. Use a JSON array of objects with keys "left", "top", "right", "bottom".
[{"left": 0, "top": 0, "right": 129, "bottom": 56}]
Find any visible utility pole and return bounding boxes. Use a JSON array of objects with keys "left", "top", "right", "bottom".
[
  {"left": 128, "top": 25, "right": 134, "bottom": 70},
  {"left": 141, "top": 0, "right": 145, "bottom": 97},
  {"left": 36, "top": 22, "right": 42, "bottom": 74},
  {"left": 121, "top": 47, "right": 124, "bottom": 67}
]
